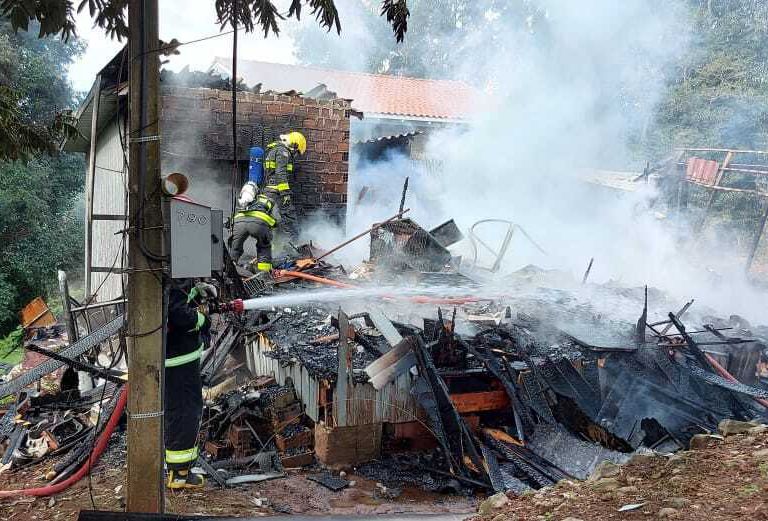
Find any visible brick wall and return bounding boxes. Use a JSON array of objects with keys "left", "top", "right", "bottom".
[{"left": 160, "top": 87, "right": 351, "bottom": 227}]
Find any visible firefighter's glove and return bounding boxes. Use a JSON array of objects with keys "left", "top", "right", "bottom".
[
  {"left": 197, "top": 303, "right": 210, "bottom": 317},
  {"left": 195, "top": 282, "right": 218, "bottom": 300},
  {"left": 281, "top": 194, "right": 292, "bottom": 206}
]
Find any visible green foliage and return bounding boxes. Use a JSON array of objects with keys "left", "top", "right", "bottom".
[
  {"left": 0, "top": 22, "right": 84, "bottom": 160},
  {"left": 643, "top": 0, "right": 768, "bottom": 156},
  {"left": 0, "top": 22, "right": 84, "bottom": 335},
  {"left": 1, "top": 0, "right": 408, "bottom": 42},
  {"left": 0, "top": 326, "right": 22, "bottom": 368}
]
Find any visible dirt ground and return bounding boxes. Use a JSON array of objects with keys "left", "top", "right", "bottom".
[
  {"left": 5, "top": 428, "right": 768, "bottom": 520},
  {"left": 474, "top": 428, "right": 768, "bottom": 521},
  {"left": 0, "top": 432, "right": 475, "bottom": 520}
]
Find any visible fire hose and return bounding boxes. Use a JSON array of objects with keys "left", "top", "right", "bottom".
[
  {"left": 217, "top": 271, "right": 480, "bottom": 313},
  {"left": 0, "top": 386, "right": 128, "bottom": 498},
  {"left": 272, "top": 270, "right": 480, "bottom": 305}
]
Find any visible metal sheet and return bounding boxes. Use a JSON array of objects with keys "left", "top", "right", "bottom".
[
  {"left": 367, "top": 309, "right": 402, "bottom": 350},
  {"left": 0, "top": 315, "right": 125, "bottom": 399},
  {"left": 365, "top": 337, "right": 417, "bottom": 390}
]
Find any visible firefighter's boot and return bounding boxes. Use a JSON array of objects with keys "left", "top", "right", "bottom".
[{"left": 167, "top": 468, "right": 206, "bottom": 490}]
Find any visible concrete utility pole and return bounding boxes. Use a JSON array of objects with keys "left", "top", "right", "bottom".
[{"left": 127, "top": 0, "right": 165, "bottom": 512}]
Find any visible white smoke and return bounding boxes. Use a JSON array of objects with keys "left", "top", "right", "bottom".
[{"left": 310, "top": 1, "right": 768, "bottom": 325}]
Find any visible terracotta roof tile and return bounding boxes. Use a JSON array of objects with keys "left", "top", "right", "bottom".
[{"left": 212, "top": 58, "right": 478, "bottom": 120}]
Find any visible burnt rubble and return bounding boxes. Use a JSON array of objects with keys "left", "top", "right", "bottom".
[{"left": 1, "top": 212, "right": 768, "bottom": 502}]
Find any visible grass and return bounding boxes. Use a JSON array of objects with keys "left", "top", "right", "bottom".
[
  {"left": 739, "top": 483, "right": 759, "bottom": 497},
  {"left": 0, "top": 326, "right": 23, "bottom": 370}
]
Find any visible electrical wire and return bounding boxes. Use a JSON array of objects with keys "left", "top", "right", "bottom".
[{"left": 80, "top": 18, "right": 261, "bottom": 501}]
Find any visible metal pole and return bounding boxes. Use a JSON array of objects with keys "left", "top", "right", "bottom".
[
  {"left": 398, "top": 176, "right": 409, "bottom": 215},
  {"left": 315, "top": 208, "right": 410, "bottom": 261},
  {"left": 57, "top": 270, "right": 78, "bottom": 344},
  {"left": 127, "top": 0, "right": 165, "bottom": 512}
]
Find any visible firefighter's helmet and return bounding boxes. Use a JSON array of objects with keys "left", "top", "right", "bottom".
[{"left": 280, "top": 131, "right": 307, "bottom": 155}]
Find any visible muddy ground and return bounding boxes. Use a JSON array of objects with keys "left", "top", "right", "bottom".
[
  {"left": 0, "top": 431, "right": 475, "bottom": 520},
  {"left": 474, "top": 428, "right": 768, "bottom": 521}
]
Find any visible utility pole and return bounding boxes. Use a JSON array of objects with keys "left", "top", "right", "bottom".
[{"left": 127, "top": 0, "right": 165, "bottom": 512}]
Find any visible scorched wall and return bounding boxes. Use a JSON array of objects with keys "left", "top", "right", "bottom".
[{"left": 160, "top": 86, "right": 351, "bottom": 227}]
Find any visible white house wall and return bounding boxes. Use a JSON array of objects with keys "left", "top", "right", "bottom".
[{"left": 88, "top": 117, "right": 127, "bottom": 301}]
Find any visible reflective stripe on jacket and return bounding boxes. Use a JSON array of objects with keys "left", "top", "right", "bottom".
[{"left": 263, "top": 142, "right": 293, "bottom": 191}]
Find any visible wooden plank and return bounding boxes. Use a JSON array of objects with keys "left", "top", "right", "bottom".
[
  {"left": 19, "top": 297, "right": 56, "bottom": 329},
  {"left": 450, "top": 390, "right": 510, "bottom": 413}
]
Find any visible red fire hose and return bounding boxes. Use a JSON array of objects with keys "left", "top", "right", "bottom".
[
  {"left": 0, "top": 385, "right": 128, "bottom": 498},
  {"left": 704, "top": 353, "right": 768, "bottom": 409},
  {"left": 273, "top": 270, "right": 480, "bottom": 305}
]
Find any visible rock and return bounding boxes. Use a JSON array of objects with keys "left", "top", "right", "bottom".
[
  {"left": 753, "top": 448, "right": 768, "bottom": 459},
  {"left": 664, "top": 497, "right": 690, "bottom": 509},
  {"left": 589, "top": 460, "right": 621, "bottom": 481},
  {"left": 629, "top": 452, "right": 661, "bottom": 465},
  {"left": 748, "top": 425, "right": 768, "bottom": 435},
  {"left": 491, "top": 514, "right": 508, "bottom": 521},
  {"left": 658, "top": 507, "right": 678, "bottom": 518},
  {"left": 667, "top": 452, "right": 690, "bottom": 464},
  {"left": 689, "top": 434, "right": 723, "bottom": 450},
  {"left": 478, "top": 492, "right": 511, "bottom": 515},
  {"left": 348, "top": 480, "right": 356, "bottom": 487},
  {"left": 590, "top": 478, "right": 620, "bottom": 492},
  {"left": 617, "top": 485, "right": 639, "bottom": 494},
  {"left": 339, "top": 471, "right": 347, "bottom": 478},
  {"left": 47, "top": 497, "right": 55, "bottom": 508},
  {"left": 561, "top": 518, "right": 585, "bottom": 521},
  {"left": 718, "top": 419, "right": 759, "bottom": 436}
]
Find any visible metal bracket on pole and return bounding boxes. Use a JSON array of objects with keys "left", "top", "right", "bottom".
[
  {"left": 129, "top": 135, "right": 161, "bottom": 143},
  {"left": 127, "top": 410, "right": 165, "bottom": 419}
]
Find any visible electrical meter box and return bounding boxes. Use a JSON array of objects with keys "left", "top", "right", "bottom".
[{"left": 166, "top": 198, "right": 213, "bottom": 278}]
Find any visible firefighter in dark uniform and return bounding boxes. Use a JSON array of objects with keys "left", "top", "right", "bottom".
[
  {"left": 230, "top": 181, "right": 277, "bottom": 272},
  {"left": 263, "top": 131, "right": 307, "bottom": 243},
  {"left": 164, "top": 279, "right": 215, "bottom": 489}
]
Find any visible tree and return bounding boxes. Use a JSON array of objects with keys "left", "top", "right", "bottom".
[
  {"left": 0, "top": 22, "right": 84, "bottom": 334},
  {"left": 294, "top": 0, "right": 541, "bottom": 79},
  {"left": 0, "top": 0, "right": 410, "bottom": 158},
  {"left": 647, "top": 0, "right": 768, "bottom": 154}
]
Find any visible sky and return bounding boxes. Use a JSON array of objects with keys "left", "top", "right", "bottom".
[{"left": 67, "top": 2, "right": 297, "bottom": 92}]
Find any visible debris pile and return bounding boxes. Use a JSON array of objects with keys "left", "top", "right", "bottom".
[{"left": 0, "top": 207, "right": 767, "bottom": 511}]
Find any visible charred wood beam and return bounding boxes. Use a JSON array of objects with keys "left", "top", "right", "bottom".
[
  {"left": 462, "top": 339, "right": 534, "bottom": 441},
  {"left": 412, "top": 336, "right": 488, "bottom": 484},
  {"left": 667, "top": 313, "right": 713, "bottom": 370}
]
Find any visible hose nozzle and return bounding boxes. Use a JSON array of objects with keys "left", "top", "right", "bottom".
[{"left": 217, "top": 299, "right": 244, "bottom": 314}]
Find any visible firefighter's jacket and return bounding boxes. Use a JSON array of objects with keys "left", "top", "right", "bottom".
[
  {"left": 263, "top": 141, "right": 294, "bottom": 193},
  {"left": 166, "top": 284, "right": 209, "bottom": 368}
]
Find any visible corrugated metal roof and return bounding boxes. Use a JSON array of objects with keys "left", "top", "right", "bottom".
[
  {"left": 354, "top": 131, "right": 423, "bottom": 145},
  {"left": 211, "top": 58, "right": 478, "bottom": 120}
]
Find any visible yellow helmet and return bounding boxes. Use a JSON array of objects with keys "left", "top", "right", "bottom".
[{"left": 280, "top": 131, "right": 307, "bottom": 155}]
